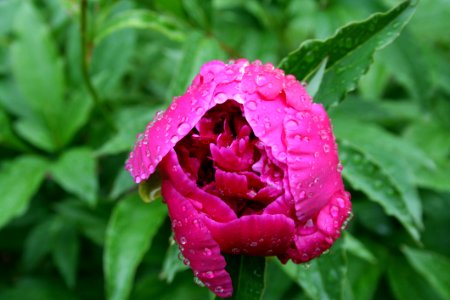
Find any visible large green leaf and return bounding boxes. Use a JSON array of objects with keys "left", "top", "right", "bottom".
[
  {"left": 338, "top": 143, "right": 421, "bottom": 241},
  {"left": 51, "top": 148, "right": 98, "bottom": 207},
  {"left": 388, "top": 255, "right": 444, "bottom": 300},
  {"left": 95, "top": 9, "right": 185, "bottom": 44},
  {"left": 278, "top": 1, "right": 416, "bottom": 107},
  {"left": 333, "top": 119, "right": 426, "bottom": 229},
  {"left": 0, "top": 156, "right": 48, "bottom": 229},
  {"left": 279, "top": 241, "right": 349, "bottom": 300},
  {"left": 402, "top": 247, "right": 450, "bottom": 299},
  {"left": 10, "top": 2, "right": 65, "bottom": 150},
  {"left": 105, "top": 194, "right": 167, "bottom": 300}
]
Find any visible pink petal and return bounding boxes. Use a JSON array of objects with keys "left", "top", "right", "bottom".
[
  {"left": 283, "top": 104, "right": 345, "bottom": 222},
  {"left": 159, "top": 150, "right": 237, "bottom": 222},
  {"left": 215, "top": 169, "right": 248, "bottom": 197},
  {"left": 161, "top": 180, "right": 232, "bottom": 298},
  {"left": 204, "top": 214, "right": 295, "bottom": 256},
  {"left": 287, "top": 191, "right": 352, "bottom": 263}
]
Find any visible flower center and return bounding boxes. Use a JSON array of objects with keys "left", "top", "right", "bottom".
[{"left": 175, "top": 100, "right": 284, "bottom": 216}]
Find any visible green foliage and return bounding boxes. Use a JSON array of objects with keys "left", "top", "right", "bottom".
[{"left": 0, "top": 0, "right": 449, "bottom": 299}]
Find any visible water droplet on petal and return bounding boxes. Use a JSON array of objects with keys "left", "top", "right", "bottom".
[
  {"left": 195, "top": 107, "right": 205, "bottom": 115},
  {"left": 194, "top": 276, "right": 205, "bottom": 287},
  {"left": 180, "top": 236, "right": 187, "bottom": 245},
  {"left": 330, "top": 205, "right": 339, "bottom": 217},
  {"left": 205, "top": 271, "right": 215, "bottom": 279},
  {"left": 215, "top": 286, "right": 224, "bottom": 294},
  {"left": 170, "top": 135, "right": 178, "bottom": 144},
  {"left": 250, "top": 241, "right": 258, "bottom": 247},
  {"left": 246, "top": 100, "right": 257, "bottom": 110},
  {"left": 177, "top": 122, "right": 190, "bottom": 135},
  {"left": 255, "top": 74, "right": 268, "bottom": 86},
  {"left": 183, "top": 258, "right": 190, "bottom": 266},
  {"left": 203, "top": 248, "right": 212, "bottom": 256},
  {"left": 323, "top": 144, "right": 330, "bottom": 153},
  {"left": 286, "top": 119, "right": 299, "bottom": 130}
]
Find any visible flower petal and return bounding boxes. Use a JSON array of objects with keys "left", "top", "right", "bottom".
[
  {"left": 284, "top": 104, "right": 345, "bottom": 222},
  {"left": 159, "top": 150, "right": 237, "bottom": 223},
  {"left": 204, "top": 214, "right": 295, "bottom": 256},
  {"left": 162, "top": 180, "right": 232, "bottom": 298}
]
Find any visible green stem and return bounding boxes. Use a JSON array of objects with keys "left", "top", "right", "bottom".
[{"left": 80, "top": 0, "right": 115, "bottom": 130}]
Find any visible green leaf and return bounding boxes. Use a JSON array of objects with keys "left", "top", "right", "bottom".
[
  {"left": 51, "top": 148, "right": 98, "bottom": 207},
  {"left": 95, "top": 9, "right": 185, "bottom": 44},
  {"left": 279, "top": 241, "right": 349, "bottom": 300},
  {"left": 338, "top": 143, "right": 421, "bottom": 241},
  {"left": 97, "top": 105, "right": 164, "bottom": 156},
  {"left": 402, "top": 247, "right": 450, "bottom": 299},
  {"left": 166, "top": 31, "right": 227, "bottom": 99},
  {"left": 160, "top": 239, "right": 188, "bottom": 283},
  {"left": 10, "top": 1, "right": 65, "bottom": 150},
  {"left": 279, "top": 1, "right": 416, "bottom": 107},
  {"left": 388, "top": 255, "right": 444, "bottom": 300},
  {"left": 334, "top": 118, "right": 427, "bottom": 240},
  {"left": 91, "top": 29, "right": 136, "bottom": 98},
  {"left": 0, "top": 108, "right": 29, "bottom": 151},
  {"left": 110, "top": 168, "right": 135, "bottom": 200},
  {"left": 22, "top": 217, "right": 58, "bottom": 270},
  {"left": 0, "top": 156, "right": 48, "bottom": 229},
  {"left": 52, "top": 221, "right": 79, "bottom": 288},
  {"left": 235, "top": 256, "right": 266, "bottom": 300},
  {"left": 105, "top": 194, "right": 167, "bottom": 300},
  {"left": 342, "top": 233, "right": 376, "bottom": 264},
  {"left": 306, "top": 57, "right": 328, "bottom": 98}
]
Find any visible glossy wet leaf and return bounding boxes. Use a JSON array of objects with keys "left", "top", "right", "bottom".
[
  {"left": 105, "top": 194, "right": 167, "bottom": 300},
  {"left": 339, "top": 143, "right": 421, "bottom": 241},
  {"left": 279, "top": 0, "right": 416, "bottom": 107},
  {"left": 342, "top": 233, "right": 376, "bottom": 264},
  {"left": 0, "top": 156, "right": 48, "bottom": 229},
  {"left": 306, "top": 57, "right": 328, "bottom": 98}
]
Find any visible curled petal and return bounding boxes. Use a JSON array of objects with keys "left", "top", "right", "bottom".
[
  {"left": 162, "top": 180, "right": 232, "bottom": 297},
  {"left": 159, "top": 150, "right": 237, "bottom": 222},
  {"left": 204, "top": 214, "right": 295, "bottom": 256},
  {"left": 284, "top": 104, "right": 344, "bottom": 222}
]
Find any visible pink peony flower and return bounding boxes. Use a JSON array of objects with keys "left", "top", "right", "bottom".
[{"left": 126, "top": 59, "right": 351, "bottom": 298}]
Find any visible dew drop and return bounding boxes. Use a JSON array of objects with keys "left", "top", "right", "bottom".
[
  {"left": 255, "top": 74, "right": 268, "bottom": 86},
  {"left": 195, "top": 107, "right": 205, "bottom": 115},
  {"left": 177, "top": 122, "right": 190, "bottom": 135},
  {"left": 286, "top": 119, "right": 299, "bottom": 130},
  {"left": 314, "top": 152, "right": 319, "bottom": 158},
  {"left": 250, "top": 241, "right": 258, "bottom": 247},
  {"left": 203, "top": 248, "right": 212, "bottom": 256},
  {"left": 246, "top": 100, "right": 257, "bottom": 110},
  {"left": 323, "top": 144, "right": 330, "bottom": 153},
  {"left": 194, "top": 276, "right": 205, "bottom": 287},
  {"left": 231, "top": 248, "right": 240, "bottom": 254},
  {"left": 337, "top": 162, "right": 343, "bottom": 173},
  {"left": 215, "top": 286, "right": 224, "bottom": 294},
  {"left": 330, "top": 205, "right": 339, "bottom": 217},
  {"left": 180, "top": 236, "right": 187, "bottom": 245},
  {"left": 183, "top": 258, "right": 190, "bottom": 266},
  {"left": 170, "top": 135, "right": 178, "bottom": 144},
  {"left": 205, "top": 271, "right": 215, "bottom": 279}
]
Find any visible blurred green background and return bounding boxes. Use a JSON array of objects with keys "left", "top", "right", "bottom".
[{"left": 0, "top": 0, "right": 449, "bottom": 299}]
